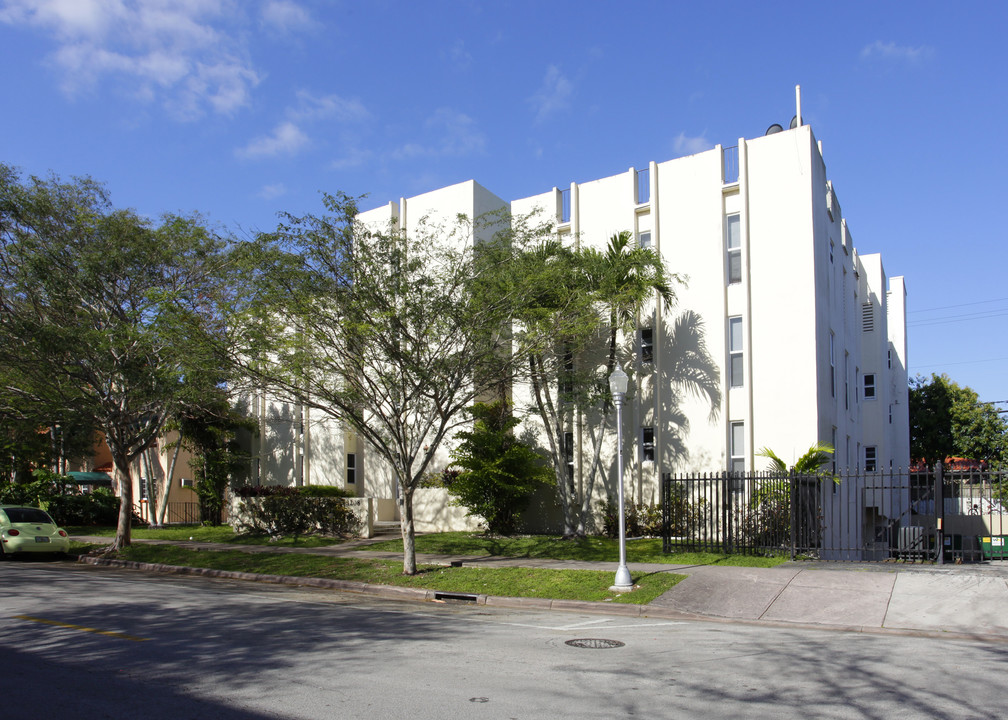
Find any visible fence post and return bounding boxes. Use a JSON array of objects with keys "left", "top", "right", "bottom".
[
  {"left": 789, "top": 470, "right": 797, "bottom": 561},
  {"left": 722, "top": 472, "right": 731, "bottom": 554},
  {"left": 661, "top": 472, "right": 670, "bottom": 554},
  {"left": 934, "top": 461, "right": 944, "bottom": 565}
]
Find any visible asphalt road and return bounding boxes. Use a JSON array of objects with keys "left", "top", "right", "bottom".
[{"left": 3, "top": 559, "right": 1005, "bottom": 719}]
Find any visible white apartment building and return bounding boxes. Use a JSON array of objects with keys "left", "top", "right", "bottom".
[{"left": 243, "top": 115, "right": 910, "bottom": 535}]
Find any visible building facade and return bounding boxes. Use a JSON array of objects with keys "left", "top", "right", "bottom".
[{"left": 245, "top": 119, "right": 910, "bottom": 534}]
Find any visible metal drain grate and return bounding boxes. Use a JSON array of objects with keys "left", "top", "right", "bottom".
[{"left": 565, "top": 638, "right": 625, "bottom": 649}]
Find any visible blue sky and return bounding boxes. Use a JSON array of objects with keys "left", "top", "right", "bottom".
[{"left": 2, "top": 1, "right": 1007, "bottom": 403}]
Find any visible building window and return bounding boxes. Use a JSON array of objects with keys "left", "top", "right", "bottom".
[
  {"left": 636, "top": 168, "right": 650, "bottom": 204},
  {"left": 865, "top": 446, "right": 877, "bottom": 472},
  {"left": 641, "top": 426, "right": 655, "bottom": 463},
  {"left": 346, "top": 453, "right": 356, "bottom": 484},
  {"left": 864, "top": 373, "right": 876, "bottom": 399},
  {"left": 140, "top": 476, "right": 149, "bottom": 500},
  {"left": 638, "top": 230, "right": 652, "bottom": 250},
  {"left": 829, "top": 238, "right": 834, "bottom": 264},
  {"left": 564, "top": 431, "right": 575, "bottom": 492},
  {"left": 842, "top": 352, "right": 850, "bottom": 409},
  {"left": 561, "top": 346, "right": 574, "bottom": 397},
  {"left": 726, "top": 214, "right": 741, "bottom": 284},
  {"left": 728, "top": 316, "right": 743, "bottom": 388},
  {"left": 830, "top": 333, "right": 836, "bottom": 398},
  {"left": 560, "top": 187, "right": 571, "bottom": 224},
  {"left": 640, "top": 326, "right": 654, "bottom": 363},
  {"left": 730, "top": 422, "right": 745, "bottom": 477}
]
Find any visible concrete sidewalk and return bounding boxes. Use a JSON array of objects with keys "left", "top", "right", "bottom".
[{"left": 72, "top": 535, "right": 1008, "bottom": 641}]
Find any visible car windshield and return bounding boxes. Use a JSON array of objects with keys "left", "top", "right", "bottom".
[{"left": 3, "top": 508, "right": 55, "bottom": 524}]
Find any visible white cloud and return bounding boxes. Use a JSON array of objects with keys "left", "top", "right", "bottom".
[
  {"left": 0, "top": 0, "right": 259, "bottom": 119},
  {"left": 260, "top": 0, "right": 314, "bottom": 33},
  {"left": 529, "top": 64, "right": 572, "bottom": 123},
  {"left": 860, "top": 40, "right": 933, "bottom": 63},
  {"left": 444, "top": 39, "right": 471, "bottom": 69},
  {"left": 237, "top": 121, "right": 309, "bottom": 159},
  {"left": 672, "top": 131, "right": 711, "bottom": 157},
  {"left": 258, "top": 182, "right": 287, "bottom": 200},
  {"left": 390, "top": 108, "right": 486, "bottom": 160},
  {"left": 329, "top": 147, "right": 372, "bottom": 170},
  {"left": 289, "top": 89, "right": 369, "bottom": 123}
]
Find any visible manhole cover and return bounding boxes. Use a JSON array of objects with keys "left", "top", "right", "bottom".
[{"left": 565, "top": 638, "right": 625, "bottom": 649}]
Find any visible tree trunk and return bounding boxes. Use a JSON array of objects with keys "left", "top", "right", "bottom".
[
  {"left": 111, "top": 452, "right": 133, "bottom": 551},
  {"left": 400, "top": 483, "right": 417, "bottom": 575},
  {"left": 157, "top": 441, "right": 181, "bottom": 526}
]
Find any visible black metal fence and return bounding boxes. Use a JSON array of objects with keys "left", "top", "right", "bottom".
[{"left": 662, "top": 466, "right": 1008, "bottom": 563}]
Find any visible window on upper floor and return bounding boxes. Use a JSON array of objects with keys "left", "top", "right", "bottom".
[
  {"left": 864, "top": 373, "right": 876, "bottom": 400},
  {"left": 636, "top": 168, "right": 650, "bottom": 204},
  {"left": 728, "top": 316, "right": 743, "bottom": 388},
  {"left": 726, "top": 214, "right": 741, "bottom": 284},
  {"left": 640, "top": 326, "right": 654, "bottom": 363},
  {"left": 641, "top": 426, "right": 655, "bottom": 463},
  {"left": 346, "top": 453, "right": 356, "bottom": 484},
  {"left": 830, "top": 333, "right": 836, "bottom": 398},
  {"left": 560, "top": 187, "right": 571, "bottom": 224},
  {"left": 864, "top": 446, "right": 877, "bottom": 473},
  {"left": 638, "top": 230, "right": 652, "bottom": 250}
]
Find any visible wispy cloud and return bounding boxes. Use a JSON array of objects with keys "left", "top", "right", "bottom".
[
  {"left": 390, "top": 108, "right": 486, "bottom": 159},
  {"left": 443, "top": 39, "right": 471, "bottom": 69},
  {"left": 260, "top": 0, "right": 315, "bottom": 34},
  {"left": 672, "top": 131, "right": 712, "bottom": 157},
  {"left": 258, "top": 182, "right": 288, "bottom": 200},
  {"left": 529, "top": 64, "right": 572, "bottom": 123},
  {"left": 289, "top": 89, "right": 369, "bottom": 123},
  {"left": 237, "top": 121, "right": 309, "bottom": 159},
  {"left": 0, "top": 0, "right": 259, "bottom": 119},
  {"left": 861, "top": 40, "right": 933, "bottom": 63}
]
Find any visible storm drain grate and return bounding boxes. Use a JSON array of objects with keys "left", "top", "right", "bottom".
[{"left": 565, "top": 638, "right": 625, "bottom": 649}]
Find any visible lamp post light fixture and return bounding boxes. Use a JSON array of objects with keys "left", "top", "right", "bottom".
[{"left": 609, "top": 363, "right": 633, "bottom": 592}]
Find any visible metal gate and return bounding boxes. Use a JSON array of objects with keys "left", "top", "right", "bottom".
[{"left": 660, "top": 465, "right": 1005, "bottom": 562}]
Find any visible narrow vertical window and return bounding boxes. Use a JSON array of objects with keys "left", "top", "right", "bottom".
[
  {"left": 830, "top": 332, "right": 836, "bottom": 398},
  {"left": 641, "top": 427, "right": 655, "bottom": 463},
  {"left": 636, "top": 167, "right": 650, "bottom": 204},
  {"left": 729, "top": 316, "right": 743, "bottom": 388},
  {"left": 726, "top": 214, "right": 741, "bottom": 284},
  {"left": 560, "top": 187, "right": 571, "bottom": 224},
  {"left": 638, "top": 230, "right": 652, "bottom": 250},
  {"left": 844, "top": 352, "right": 850, "bottom": 411},
  {"left": 564, "top": 431, "right": 575, "bottom": 492},
  {"left": 730, "top": 421, "right": 745, "bottom": 477},
  {"left": 346, "top": 453, "right": 356, "bottom": 484},
  {"left": 865, "top": 446, "right": 876, "bottom": 472},
  {"left": 640, "top": 327, "right": 654, "bottom": 363}
]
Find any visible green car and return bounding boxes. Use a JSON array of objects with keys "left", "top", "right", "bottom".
[{"left": 0, "top": 505, "right": 71, "bottom": 557}]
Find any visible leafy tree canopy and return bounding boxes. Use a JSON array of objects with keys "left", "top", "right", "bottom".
[{"left": 910, "top": 373, "right": 1008, "bottom": 467}]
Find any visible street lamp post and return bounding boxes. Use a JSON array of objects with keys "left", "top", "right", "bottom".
[{"left": 609, "top": 364, "right": 633, "bottom": 592}]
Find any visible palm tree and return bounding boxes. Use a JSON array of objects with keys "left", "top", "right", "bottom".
[{"left": 757, "top": 443, "right": 836, "bottom": 476}]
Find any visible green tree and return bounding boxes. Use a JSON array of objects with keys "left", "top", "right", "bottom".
[
  {"left": 909, "top": 374, "right": 1007, "bottom": 467},
  {"left": 513, "top": 231, "right": 719, "bottom": 537},
  {"left": 757, "top": 443, "right": 836, "bottom": 475},
  {"left": 229, "top": 194, "right": 532, "bottom": 574},
  {"left": 447, "top": 401, "right": 553, "bottom": 535},
  {"left": 0, "top": 164, "right": 228, "bottom": 550}
]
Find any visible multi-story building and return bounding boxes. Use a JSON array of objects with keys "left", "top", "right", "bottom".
[{"left": 244, "top": 112, "right": 910, "bottom": 537}]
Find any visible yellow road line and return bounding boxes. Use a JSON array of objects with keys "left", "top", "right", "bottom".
[{"left": 13, "top": 615, "right": 148, "bottom": 642}]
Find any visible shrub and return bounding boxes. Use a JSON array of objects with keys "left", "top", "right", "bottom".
[{"left": 233, "top": 485, "right": 362, "bottom": 539}]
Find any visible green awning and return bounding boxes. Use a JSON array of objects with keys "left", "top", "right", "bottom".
[{"left": 67, "top": 471, "right": 114, "bottom": 486}]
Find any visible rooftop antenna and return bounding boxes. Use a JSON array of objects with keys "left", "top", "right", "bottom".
[{"left": 795, "top": 84, "right": 802, "bottom": 127}]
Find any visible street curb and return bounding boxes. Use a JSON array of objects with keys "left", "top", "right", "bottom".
[{"left": 73, "top": 552, "right": 1008, "bottom": 644}]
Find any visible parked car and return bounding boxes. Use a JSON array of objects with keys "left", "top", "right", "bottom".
[{"left": 0, "top": 505, "right": 71, "bottom": 557}]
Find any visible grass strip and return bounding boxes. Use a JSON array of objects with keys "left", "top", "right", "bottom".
[
  {"left": 361, "top": 531, "right": 790, "bottom": 567},
  {"left": 113, "top": 545, "right": 684, "bottom": 605},
  {"left": 67, "top": 525, "right": 346, "bottom": 548}
]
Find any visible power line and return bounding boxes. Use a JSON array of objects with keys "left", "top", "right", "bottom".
[{"left": 909, "top": 296, "right": 1008, "bottom": 315}]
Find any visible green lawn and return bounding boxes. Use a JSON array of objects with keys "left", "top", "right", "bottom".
[
  {"left": 362, "top": 531, "right": 790, "bottom": 568},
  {"left": 112, "top": 544, "right": 684, "bottom": 605},
  {"left": 67, "top": 525, "right": 346, "bottom": 548}
]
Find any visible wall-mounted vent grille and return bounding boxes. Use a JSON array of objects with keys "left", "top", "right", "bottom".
[{"left": 862, "top": 303, "right": 875, "bottom": 332}]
